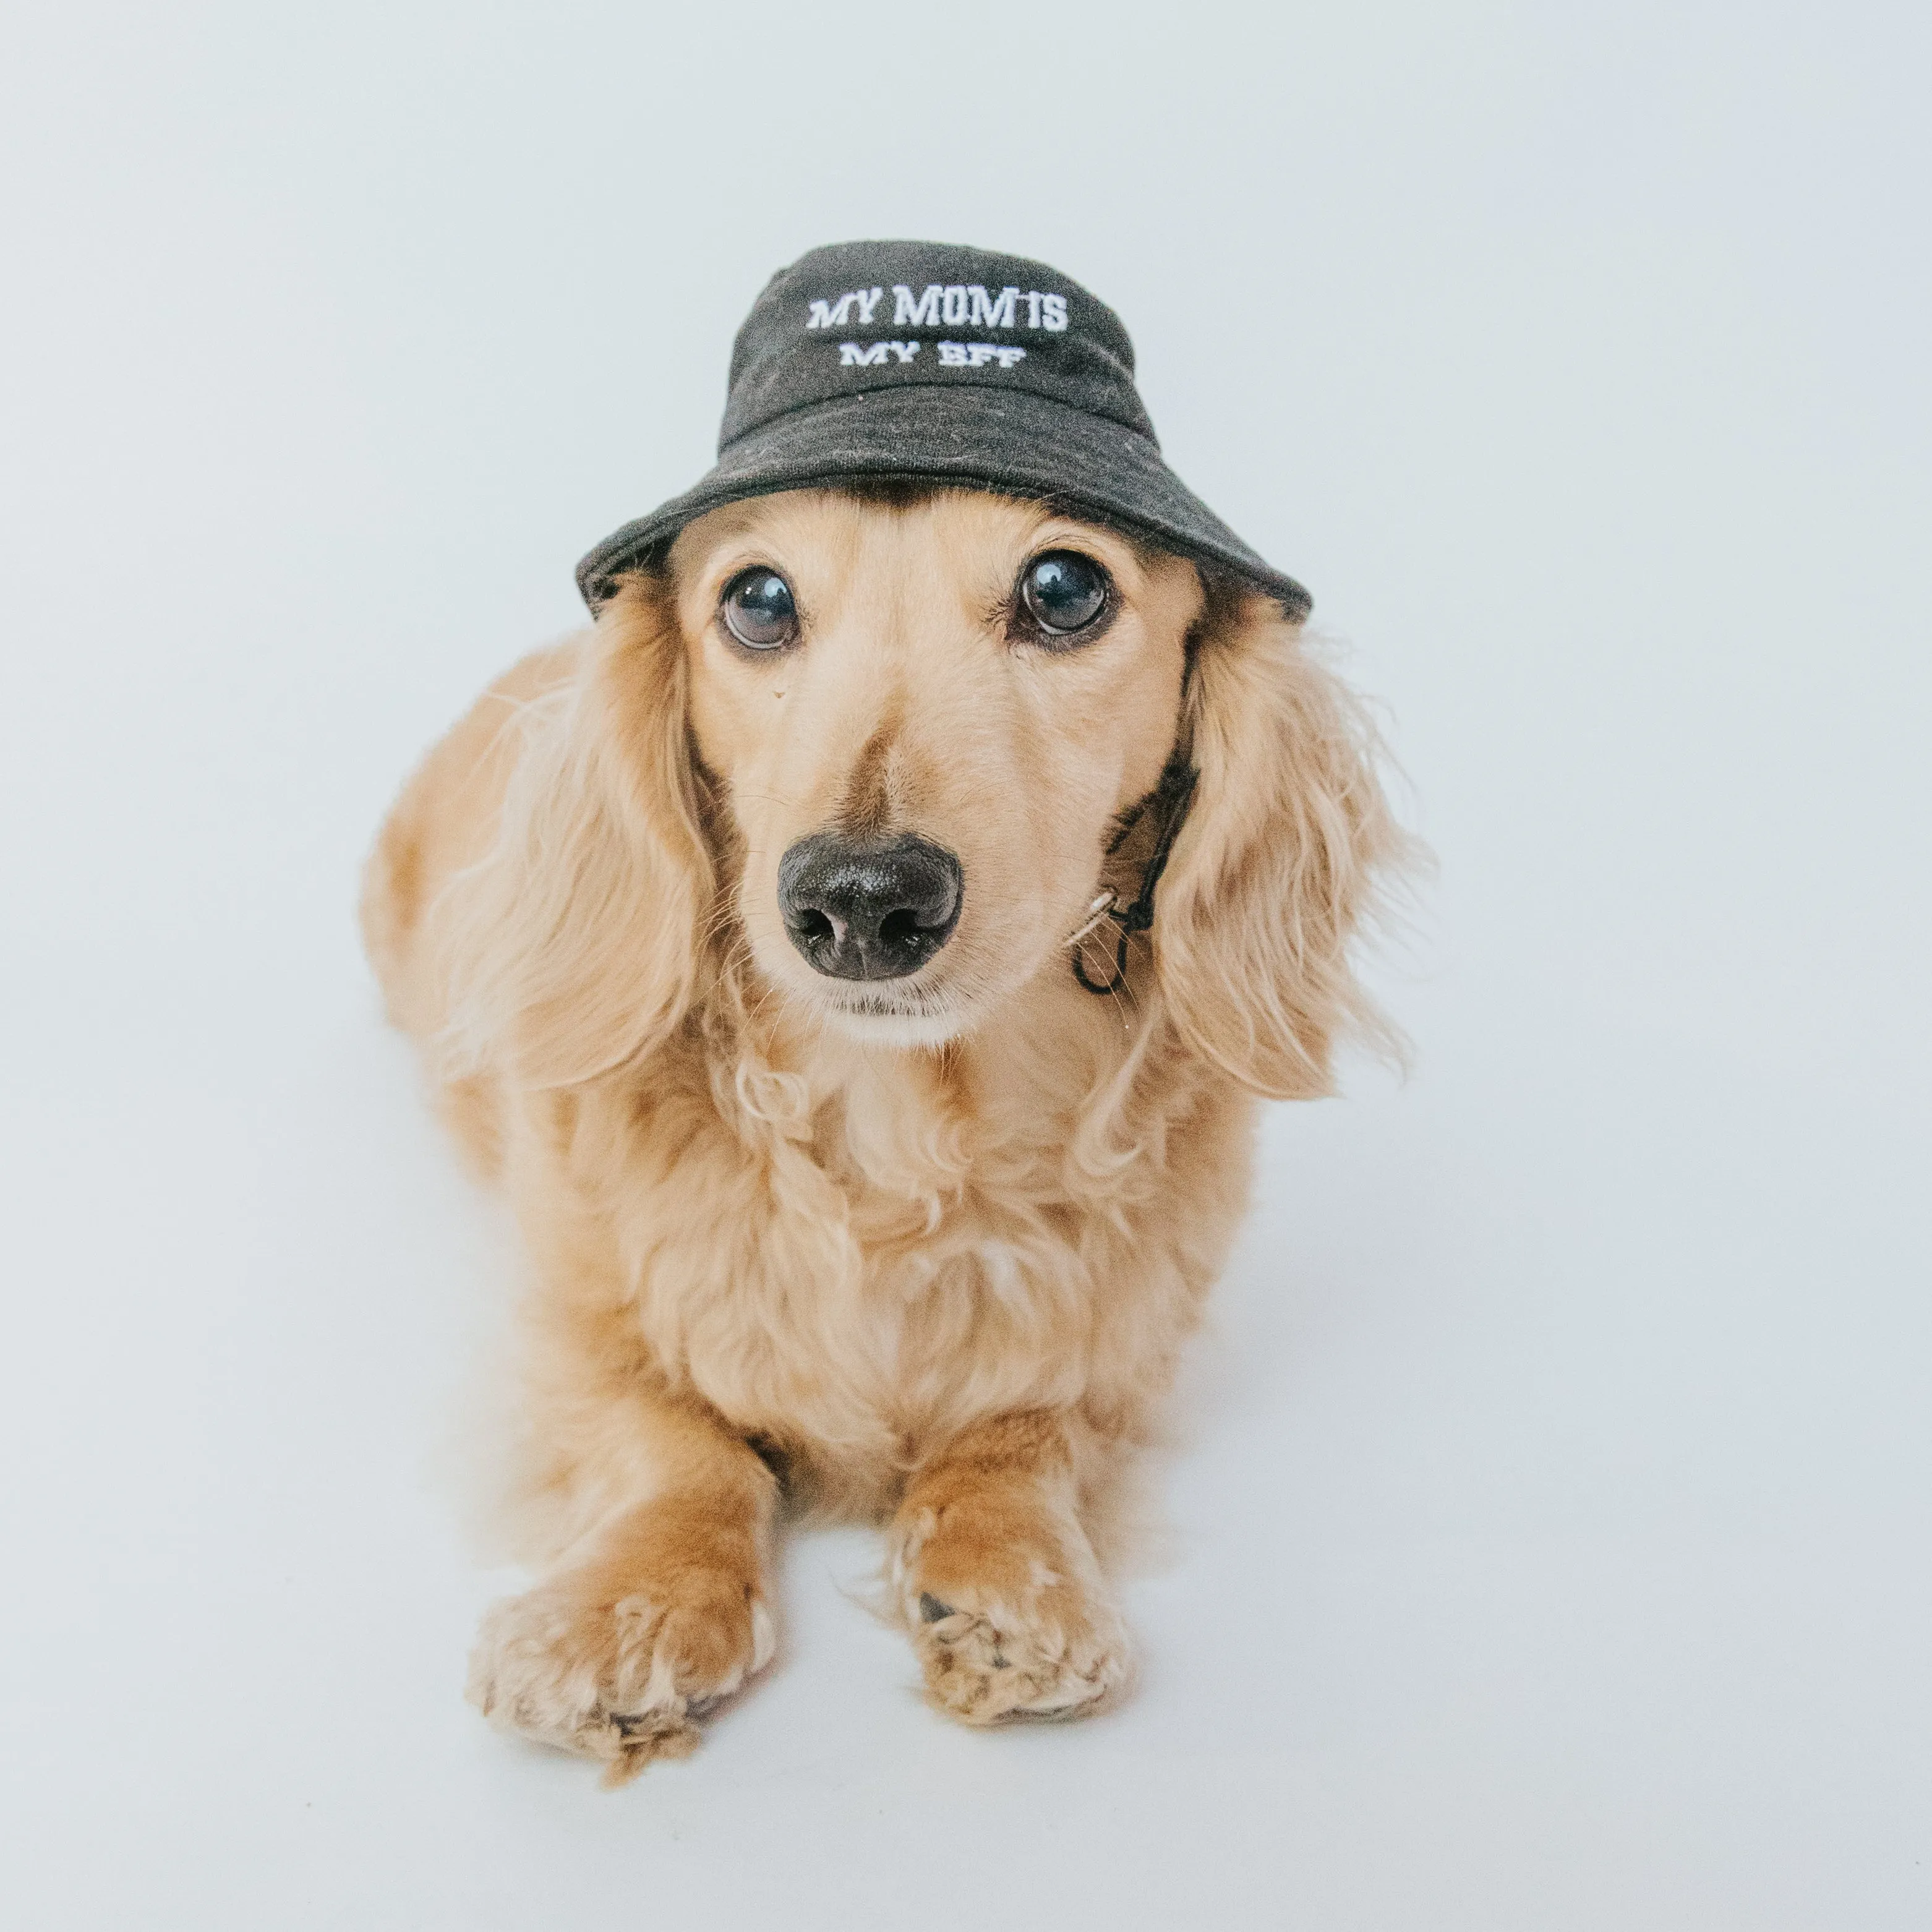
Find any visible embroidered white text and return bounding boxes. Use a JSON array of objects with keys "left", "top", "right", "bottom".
[
  {"left": 809, "top": 283, "right": 1067, "bottom": 331},
  {"left": 807, "top": 288, "right": 885, "bottom": 330},
  {"left": 837, "top": 340, "right": 923, "bottom": 365},
  {"left": 935, "top": 341, "right": 1027, "bottom": 369}
]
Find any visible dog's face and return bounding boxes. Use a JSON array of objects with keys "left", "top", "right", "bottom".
[
  {"left": 670, "top": 489, "right": 1202, "bottom": 1045},
  {"left": 430, "top": 483, "right": 1394, "bottom": 1097}
]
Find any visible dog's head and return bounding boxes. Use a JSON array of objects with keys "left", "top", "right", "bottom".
[
  {"left": 445, "top": 486, "right": 1401, "bottom": 1095},
  {"left": 673, "top": 487, "right": 1198, "bottom": 1046}
]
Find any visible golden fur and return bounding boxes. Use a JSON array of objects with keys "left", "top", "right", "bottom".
[{"left": 362, "top": 487, "right": 1405, "bottom": 1779}]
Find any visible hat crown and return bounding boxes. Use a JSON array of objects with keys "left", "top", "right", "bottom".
[
  {"left": 718, "top": 240, "right": 1157, "bottom": 454},
  {"left": 575, "top": 237, "right": 1310, "bottom": 620}
]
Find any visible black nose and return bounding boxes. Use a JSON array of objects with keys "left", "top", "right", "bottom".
[{"left": 777, "top": 832, "right": 964, "bottom": 981}]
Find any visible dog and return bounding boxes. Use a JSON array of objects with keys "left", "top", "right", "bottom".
[{"left": 361, "top": 243, "right": 1406, "bottom": 1782}]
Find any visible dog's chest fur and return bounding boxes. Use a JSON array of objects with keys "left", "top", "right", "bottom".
[{"left": 534, "top": 997, "right": 1254, "bottom": 1505}]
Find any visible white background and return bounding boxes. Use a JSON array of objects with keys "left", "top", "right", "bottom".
[{"left": 4, "top": 2, "right": 1929, "bottom": 1926}]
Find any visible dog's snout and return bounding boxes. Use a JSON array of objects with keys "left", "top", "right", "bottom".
[{"left": 777, "top": 832, "right": 964, "bottom": 981}]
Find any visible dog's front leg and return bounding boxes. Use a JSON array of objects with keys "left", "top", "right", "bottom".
[
  {"left": 888, "top": 1411, "right": 1131, "bottom": 1725},
  {"left": 467, "top": 1384, "right": 778, "bottom": 1784}
]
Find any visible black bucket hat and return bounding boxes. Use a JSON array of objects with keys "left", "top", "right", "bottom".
[{"left": 576, "top": 239, "right": 1311, "bottom": 620}]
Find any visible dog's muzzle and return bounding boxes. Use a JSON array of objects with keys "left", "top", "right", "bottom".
[{"left": 778, "top": 832, "right": 964, "bottom": 981}]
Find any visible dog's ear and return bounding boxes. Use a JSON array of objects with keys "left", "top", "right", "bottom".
[
  {"left": 1153, "top": 586, "right": 1408, "bottom": 1098},
  {"left": 435, "top": 574, "right": 712, "bottom": 1088}
]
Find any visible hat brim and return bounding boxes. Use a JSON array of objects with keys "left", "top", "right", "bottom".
[{"left": 575, "top": 385, "right": 1311, "bottom": 620}]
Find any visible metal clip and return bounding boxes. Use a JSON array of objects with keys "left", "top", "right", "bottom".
[{"left": 1063, "top": 889, "right": 1119, "bottom": 949}]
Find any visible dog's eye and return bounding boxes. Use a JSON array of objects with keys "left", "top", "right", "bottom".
[
  {"left": 1019, "top": 552, "right": 1111, "bottom": 637},
  {"left": 720, "top": 568, "right": 798, "bottom": 651}
]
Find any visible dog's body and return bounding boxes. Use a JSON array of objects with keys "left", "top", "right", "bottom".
[{"left": 364, "top": 487, "right": 1401, "bottom": 1778}]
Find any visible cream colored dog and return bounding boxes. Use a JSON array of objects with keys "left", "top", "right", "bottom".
[{"left": 362, "top": 483, "right": 1404, "bottom": 1781}]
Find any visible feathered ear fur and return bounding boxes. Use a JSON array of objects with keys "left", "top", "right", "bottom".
[
  {"left": 434, "top": 575, "right": 712, "bottom": 1089},
  {"left": 1154, "top": 588, "right": 1410, "bottom": 1098}
]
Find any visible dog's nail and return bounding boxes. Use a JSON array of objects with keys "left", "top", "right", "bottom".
[
  {"left": 612, "top": 1708, "right": 680, "bottom": 1739},
  {"left": 918, "top": 1593, "right": 955, "bottom": 1623}
]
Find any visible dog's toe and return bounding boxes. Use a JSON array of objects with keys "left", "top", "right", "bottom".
[
  {"left": 913, "top": 1590, "right": 1129, "bottom": 1724},
  {"left": 894, "top": 1510, "right": 1131, "bottom": 1726},
  {"left": 468, "top": 1570, "right": 774, "bottom": 1781}
]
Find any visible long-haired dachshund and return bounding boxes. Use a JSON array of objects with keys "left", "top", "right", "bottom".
[{"left": 362, "top": 242, "right": 1406, "bottom": 1782}]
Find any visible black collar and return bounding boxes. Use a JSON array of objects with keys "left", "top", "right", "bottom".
[{"left": 1071, "top": 745, "right": 1199, "bottom": 996}]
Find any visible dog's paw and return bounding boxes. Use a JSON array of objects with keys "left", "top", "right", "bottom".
[
  {"left": 891, "top": 1505, "right": 1132, "bottom": 1725},
  {"left": 467, "top": 1562, "right": 776, "bottom": 1785}
]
